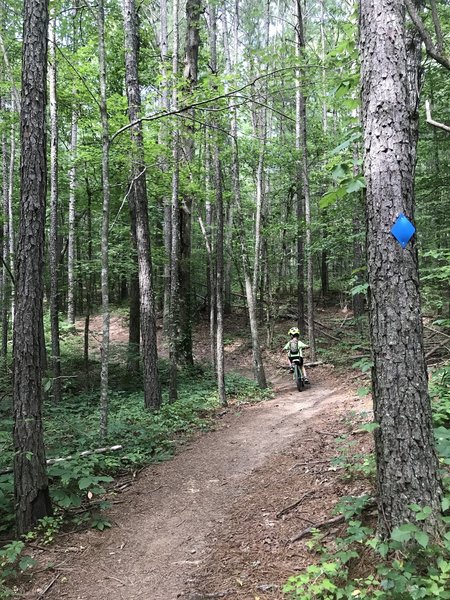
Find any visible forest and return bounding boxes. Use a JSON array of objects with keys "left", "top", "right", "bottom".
[{"left": 0, "top": 0, "right": 449, "bottom": 597}]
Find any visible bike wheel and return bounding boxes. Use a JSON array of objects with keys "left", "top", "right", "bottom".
[{"left": 295, "top": 364, "right": 304, "bottom": 392}]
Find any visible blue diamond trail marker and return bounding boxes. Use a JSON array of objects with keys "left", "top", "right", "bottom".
[{"left": 391, "top": 213, "right": 416, "bottom": 249}]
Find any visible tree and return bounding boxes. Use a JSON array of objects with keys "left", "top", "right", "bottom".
[
  {"left": 360, "top": 0, "right": 442, "bottom": 537},
  {"left": 295, "top": 0, "right": 315, "bottom": 359},
  {"left": 123, "top": 0, "right": 161, "bottom": 410},
  {"left": 48, "top": 17, "right": 62, "bottom": 404},
  {"left": 98, "top": 0, "right": 111, "bottom": 438},
  {"left": 13, "top": 0, "right": 52, "bottom": 534},
  {"left": 178, "top": 0, "right": 203, "bottom": 366},
  {"left": 169, "top": 0, "right": 181, "bottom": 403}
]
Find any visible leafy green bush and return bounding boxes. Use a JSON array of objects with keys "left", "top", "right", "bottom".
[{"left": 284, "top": 510, "right": 450, "bottom": 599}]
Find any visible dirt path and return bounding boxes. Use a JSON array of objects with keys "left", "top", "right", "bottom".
[{"left": 24, "top": 371, "right": 364, "bottom": 600}]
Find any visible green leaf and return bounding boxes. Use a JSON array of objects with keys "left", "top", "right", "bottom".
[
  {"left": 357, "top": 387, "right": 370, "bottom": 397},
  {"left": 78, "top": 476, "right": 95, "bottom": 490},
  {"left": 332, "top": 164, "right": 348, "bottom": 180},
  {"left": 345, "top": 177, "right": 366, "bottom": 193},
  {"left": 19, "top": 556, "right": 36, "bottom": 571},
  {"left": 414, "top": 530, "right": 429, "bottom": 548},
  {"left": 391, "top": 524, "right": 416, "bottom": 543}
]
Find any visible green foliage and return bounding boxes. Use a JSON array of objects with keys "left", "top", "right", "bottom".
[
  {"left": 284, "top": 513, "right": 450, "bottom": 599},
  {"left": 332, "top": 435, "right": 376, "bottom": 481},
  {"left": 285, "top": 375, "right": 450, "bottom": 600},
  {"left": 0, "top": 540, "right": 35, "bottom": 586},
  {"left": 430, "top": 365, "right": 450, "bottom": 428},
  {"left": 0, "top": 364, "right": 264, "bottom": 535}
]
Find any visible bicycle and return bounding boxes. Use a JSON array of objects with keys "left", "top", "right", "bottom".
[{"left": 291, "top": 357, "right": 305, "bottom": 392}]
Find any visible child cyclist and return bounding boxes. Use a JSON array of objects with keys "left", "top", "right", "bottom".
[{"left": 284, "top": 327, "right": 309, "bottom": 384}]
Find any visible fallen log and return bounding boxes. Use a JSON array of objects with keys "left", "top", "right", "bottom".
[{"left": 0, "top": 445, "right": 123, "bottom": 475}]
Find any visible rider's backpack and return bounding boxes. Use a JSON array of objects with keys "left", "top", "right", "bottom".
[{"left": 289, "top": 339, "right": 299, "bottom": 355}]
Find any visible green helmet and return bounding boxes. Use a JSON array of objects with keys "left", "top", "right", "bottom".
[{"left": 288, "top": 327, "right": 300, "bottom": 336}]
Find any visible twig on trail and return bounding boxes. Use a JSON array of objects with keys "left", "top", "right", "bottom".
[
  {"left": 149, "top": 484, "right": 167, "bottom": 493},
  {"left": 290, "top": 514, "right": 345, "bottom": 543},
  {"left": 186, "top": 593, "right": 233, "bottom": 599},
  {"left": 38, "top": 573, "right": 61, "bottom": 597},
  {"left": 276, "top": 490, "right": 314, "bottom": 519},
  {"left": 289, "top": 459, "right": 331, "bottom": 470},
  {"left": 315, "top": 429, "right": 342, "bottom": 437},
  {"left": 304, "top": 361, "right": 324, "bottom": 367},
  {"left": 104, "top": 575, "right": 127, "bottom": 586}
]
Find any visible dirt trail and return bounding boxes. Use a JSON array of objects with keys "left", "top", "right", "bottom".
[
  {"left": 25, "top": 372, "right": 358, "bottom": 600},
  {"left": 23, "top": 314, "right": 371, "bottom": 599}
]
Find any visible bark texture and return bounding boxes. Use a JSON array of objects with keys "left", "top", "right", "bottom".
[
  {"left": 67, "top": 111, "right": 77, "bottom": 324},
  {"left": 13, "top": 0, "right": 52, "bottom": 534},
  {"left": 98, "top": 0, "right": 110, "bottom": 438},
  {"left": 295, "top": 0, "right": 315, "bottom": 359},
  {"left": 360, "top": 0, "right": 441, "bottom": 537},
  {"left": 177, "top": 0, "right": 202, "bottom": 365},
  {"left": 48, "top": 19, "right": 62, "bottom": 404},
  {"left": 123, "top": 0, "right": 161, "bottom": 410}
]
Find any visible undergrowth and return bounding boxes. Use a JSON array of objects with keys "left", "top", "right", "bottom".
[
  {"left": 284, "top": 363, "right": 450, "bottom": 599},
  {"left": 0, "top": 351, "right": 269, "bottom": 595}
]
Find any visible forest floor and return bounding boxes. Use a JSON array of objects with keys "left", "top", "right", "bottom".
[{"left": 22, "top": 311, "right": 374, "bottom": 600}]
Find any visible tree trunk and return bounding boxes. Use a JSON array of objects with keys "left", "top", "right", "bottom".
[
  {"left": 123, "top": 0, "right": 162, "bottom": 410},
  {"left": 98, "top": 0, "right": 111, "bottom": 438},
  {"left": 177, "top": 0, "right": 202, "bottom": 366},
  {"left": 8, "top": 119, "right": 16, "bottom": 330},
  {"left": 296, "top": 0, "right": 315, "bottom": 359},
  {"left": 231, "top": 121, "right": 267, "bottom": 389},
  {"left": 48, "top": 18, "right": 62, "bottom": 404},
  {"left": 214, "top": 149, "right": 226, "bottom": 406},
  {"left": 169, "top": 0, "right": 180, "bottom": 403},
  {"left": 1, "top": 121, "right": 9, "bottom": 359},
  {"left": 226, "top": 3, "right": 266, "bottom": 389},
  {"left": 13, "top": 0, "right": 52, "bottom": 534},
  {"left": 208, "top": 1, "right": 226, "bottom": 406},
  {"left": 160, "top": 0, "right": 171, "bottom": 337},
  {"left": 360, "top": 0, "right": 441, "bottom": 538},
  {"left": 84, "top": 170, "right": 93, "bottom": 389},
  {"left": 127, "top": 255, "right": 140, "bottom": 373},
  {"left": 224, "top": 202, "right": 234, "bottom": 315},
  {"left": 67, "top": 110, "right": 77, "bottom": 324}
]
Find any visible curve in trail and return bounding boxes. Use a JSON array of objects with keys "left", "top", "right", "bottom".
[{"left": 27, "top": 381, "right": 346, "bottom": 600}]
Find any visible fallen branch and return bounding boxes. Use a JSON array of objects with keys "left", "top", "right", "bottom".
[
  {"left": 276, "top": 490, "right": 314, "bottom": 519},
  {"left": 0, "top": 445, "right": 123, "bottom": 475},
  {"left": 315, "top": 327, "right": 341, "bottom": 342},
  {"left": 426, "top": 341, "right": 450, "bottom": 360},
  {"left": 38, "top": 573, "right": 61, "bottom": 597},
  {"left": 315, "top": 429, "right": 341, "bottom": 437},
  {"left": 304, "top": 361, "right": 323, "bottom": 367},
  {"left": 289, "top": 459, "right": 331, "bottom": 470},
  {"left": 290, "top": 514, "right": 345, "bottom": 543},
  {"left": 424, "top": 324, "right": 450, "bottom": 340}
]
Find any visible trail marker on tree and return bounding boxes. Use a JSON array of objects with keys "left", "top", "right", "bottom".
[{"left": 390, "top": 213, "right": 416, "bottom": 248}]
